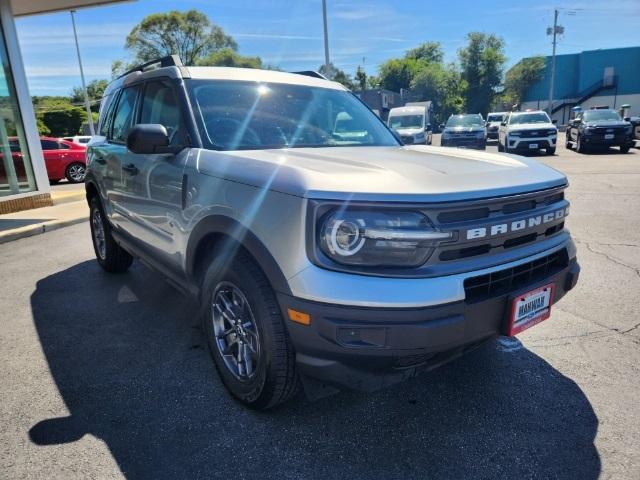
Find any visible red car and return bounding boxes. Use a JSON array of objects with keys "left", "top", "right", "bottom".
[
  {"left": 1, "top": 137, "right": 87, "bottom": 185},
  {"left": 40, "top": 137, "right": 87, "bottom": 183}
]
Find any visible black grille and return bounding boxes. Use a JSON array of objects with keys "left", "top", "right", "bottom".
[{"left": 463, "top": 249, "right": 568, "bottom": 302}]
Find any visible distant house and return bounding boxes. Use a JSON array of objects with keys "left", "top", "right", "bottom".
[
  {"left": 521, "top": 46, "right": 640, "bottom": 124},
  {"left": 355, "top": 89, "right": 403, "bottom": 121}
]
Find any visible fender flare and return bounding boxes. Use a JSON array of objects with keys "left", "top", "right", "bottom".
[{"left": 186, "top": 215, "right": 292, "bottom": 296}]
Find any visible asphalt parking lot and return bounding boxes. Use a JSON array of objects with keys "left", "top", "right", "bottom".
[{"left": 1, "top": 134, "right": 639, "bottom": 479}]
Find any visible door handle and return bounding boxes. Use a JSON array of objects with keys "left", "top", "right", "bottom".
[
  {"left": 94, "top": 156, "right": 106, "bottom": 165},
  {"left": 122, "top": 163, "right": 138, "bottom": 175}
]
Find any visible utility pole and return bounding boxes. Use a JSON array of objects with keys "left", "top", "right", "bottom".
[
  {"left": 322, "top": 0, "right": 330, "bottom": 72},
  {"left": 546, "top": 9, "right": 563, "bottom": 117},
  {"left": 70, "top": 9, "right": 95, "bottom": 136}
]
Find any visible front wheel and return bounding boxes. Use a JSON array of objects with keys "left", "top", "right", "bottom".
[
  {"left": 565, "top": 134, "right": 572, "bottom": 149},
  {"left": 497, "top": 139, "right": 504, "bottom": 152},
  {"left": 201, "top": 250, "right": 299, "bottom": 409},
  {"left": 576, "top": 134, "right": 588, "bottom": 154},
  {"left": 65, "top": 162, "right": 86, "bottom": 183},
  {"left": 620, "top": 145, "right": 631, "bottom": 154},
  {"left": 89, "top": 197, "right": 133, "bottom": 273},
  {"left": 546, "top": 147, "right": 556, "bottom": 155}
]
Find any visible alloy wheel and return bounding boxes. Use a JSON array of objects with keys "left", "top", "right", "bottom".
[
  {"left": 91, "top": 207, "right": 106, "bottom": 260},
  {"left": 68, "top": 164, "right": 86, "bottom": 182},
  {"left": 211, "top": 282, "right": 261, "bottom": 381}
]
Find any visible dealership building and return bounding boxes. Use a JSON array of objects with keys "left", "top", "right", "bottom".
[
  {"left": 520, "top": 46, "right": 640, "bottom": 125},
  {"left": 0, "top": 0, "right": 126, "bottom": 214}
]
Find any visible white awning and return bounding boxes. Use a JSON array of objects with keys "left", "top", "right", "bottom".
[{"left": 11, "top": 0, "right": 132, "bottom": 17}]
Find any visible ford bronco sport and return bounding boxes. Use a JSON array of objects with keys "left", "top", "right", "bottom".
[{"left": 85, "top": 56, "right": 580, "bottom": 409}]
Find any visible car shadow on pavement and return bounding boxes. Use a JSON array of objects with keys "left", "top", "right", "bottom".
[{"left": 29, "top": 260, "right": 601, "bottom": 479}]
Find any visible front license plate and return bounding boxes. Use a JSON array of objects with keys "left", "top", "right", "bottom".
[
  {"left": 508, "top": 283, "right": 555, "bottom": 336},
  {"left": 605, "top": 134, "right": 614, "bottom": 140},
  {"left": 529, "top": 143, "right": 538, "bottom": 149}
]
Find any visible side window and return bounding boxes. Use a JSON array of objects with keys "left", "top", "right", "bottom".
[
  {"left": 58, "top": 142, "right": 70, "bottom": 150},
  {"left": 40, "top": 139, "right": 59, "bottom": 150},
  {"left": 140, "top": 80, "right": 182, "bottom": 144},
  {"left": 111, "top": 86, "right": 139, "bottom": 143},
  {"left": 98, "top": 93, "right": 116, "bottom": 137}
]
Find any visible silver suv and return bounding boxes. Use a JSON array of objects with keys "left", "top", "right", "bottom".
[{"left": 85, "top": 56, "right": 580, "bottom": 409}]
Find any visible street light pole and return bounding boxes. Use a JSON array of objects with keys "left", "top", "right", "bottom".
[
  {"left": 322, "top": 0, "right": 330, "bottom": 72},
  {"left": 546, "top": 9, "right": 563, "bottom": 117},
  {"left": 70, "top": 9, "right": 95, "bottom": 136}
]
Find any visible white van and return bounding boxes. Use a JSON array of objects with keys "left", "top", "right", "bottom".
[{"left": 387, "top": 103, "right": 432, "bottom": 145}]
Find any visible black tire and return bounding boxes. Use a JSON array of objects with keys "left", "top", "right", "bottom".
[
  {"left": 576, "top": 134, "right": 588, "bottom": 154},
  {"left": 546, "top": 147, "right": 556, "bottom": 155},
  {"left": 201, "top": 249, "right": 299, "bottom": 410},
  {"left": 620, "top": 145, "right": 631, "bottom": 154},
  {"left": 565, "top": 133, "right": 572, "bottom": 149},
  {"left": 497, "top": 140, "right": 504, "bottom": 152},
  {"left": 49, "top": 179, "right": 60, "bottom": 185},
  {"left": 65, "top": 162, "right": 86, "bottom": 183},
  {"left": 89, "top": 197, "right": 133, "bottom": 273}
]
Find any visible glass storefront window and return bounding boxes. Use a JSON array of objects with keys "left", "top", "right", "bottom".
[{"left": 0, "top": 21, "right": 35, "bottom": 197}]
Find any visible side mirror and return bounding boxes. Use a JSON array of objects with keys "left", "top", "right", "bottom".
[
  {"left": 439, "top": 123, "right": 445, "bottom": 130},
  {"left": 552, "top": 119, "right": 558, "bottom": 124},
  {"left": 127, "top": 124, "right": 171, "bottom": 154},
  {"left": 426, "top": 123, "right": 432, "bottom": 131},
  {"left": 624, "top": 117, "right": 631, "bottom": 122},
  {"left": 501, "top": 121, "right": 507, "bottom": 126}
]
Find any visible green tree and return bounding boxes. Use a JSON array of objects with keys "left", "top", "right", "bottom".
[
  {"left": 319, "top": 63, "right": 356, "bottom": 90},
  {"left": 405, "top": 41, "right": 444, "bottom": 63},
  {"left": 198, "top": 48, "right": 262, "bottom": 68},
  {"left": 501, "top": 55, "right": 545, "bottom": 108},
  {"left": 458, "top": 32, "right": 506, "bottom": 115},
  {"left": 410, "top": 62, "right": 466, "bottom": 125},
  {"left": 33, "top": 97, "right": 85, "bottom": 137},
  {"left": 70, "top": 79, "right": 109, "bottom": 104},
  {"left": 377, "top": 57, "right": 421, "bottom": 92},
  {"left": 124, "top": 10, "right": 237, "bottom": 65},
  {"left": 355, "top": 66, "right": 367, "bottom": 91}
]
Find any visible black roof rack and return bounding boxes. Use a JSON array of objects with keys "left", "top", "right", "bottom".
[
  {"left": 290, "top": 70, "right": 328, "bottom": 80},
  {"left": 118, "top": 55, "right": 183, "bottom": 79}
]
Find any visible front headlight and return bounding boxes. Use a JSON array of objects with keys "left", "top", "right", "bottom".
[
  {"left": 318, "top": 209, "right": 452, "bottom": 267},
  {"left": 548, "top": 129, "right": 557, "bottom": 136},
  {"left": 584, "top": 127, "right": 595, "bottom": 135}
]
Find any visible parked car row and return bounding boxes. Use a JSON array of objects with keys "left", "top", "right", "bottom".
[{"left": 391, "top": 107, "right": 637, "bottom": 155}]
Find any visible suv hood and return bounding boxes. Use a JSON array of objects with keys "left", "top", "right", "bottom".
[
  {"left": 196, "top": 145, "right": 567, "bottom": 202},
  {"left": 508, "top": 122, "right": 555, "bottom": 131}
]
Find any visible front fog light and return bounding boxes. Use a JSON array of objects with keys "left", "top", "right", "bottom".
[{"left": 318, "top": 210, "right": 452, "bottom": 267}]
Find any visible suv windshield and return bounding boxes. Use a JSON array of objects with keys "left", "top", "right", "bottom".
[
  {"left": 188, "top": 80, "right": 398, "bottom": 150},
  {"left": 388, "top": 115, "right": 423, "bottom": 129},
  {"left": 446, "top": 115, "right": 484, "bottom": 128},
  {"left": 582, "top": 110, "right": 622, "bottom": 122},
  {"left": 487, "top": 114, "right": 504, "bottom": 122},
  {"left": 509, "top": 112, "right": 550, "bottom": 124}
]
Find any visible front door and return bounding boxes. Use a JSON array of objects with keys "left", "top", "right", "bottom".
[
  {"left": 116, "top": 79, "right": 188, "bottom": 272},
  {"left": 101, "top": 84, "right": 141, "bottom": 232}
]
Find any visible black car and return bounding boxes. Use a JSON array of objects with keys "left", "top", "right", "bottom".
[
  {"left": 566, "top": 109, "right": 634, "bottom": 153},
  {"left": 440, "top": 114, "right": 486, "bottom": 150}
]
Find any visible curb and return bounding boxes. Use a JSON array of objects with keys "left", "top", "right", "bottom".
[{"left": 0, "top": 215, "right": 88, "bottom": 244}]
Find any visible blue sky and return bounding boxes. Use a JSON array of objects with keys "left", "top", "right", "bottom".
[{"left": 15, "top": 0, "right": 640, "bottom": 96}]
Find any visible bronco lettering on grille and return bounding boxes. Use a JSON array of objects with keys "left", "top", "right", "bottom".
[{"left": 466, "top": 207, "right": 569, "bottom": 240}]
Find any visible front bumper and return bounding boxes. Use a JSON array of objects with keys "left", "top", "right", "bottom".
[
  {"left": 581, "top": 133, "right": 634, "bottom": 148},
  {"left": 279, "top": 248, "right": 579, "bottom": 392},
  {"left": 508, "top": 136, "right": 556, "bottom": 151}
]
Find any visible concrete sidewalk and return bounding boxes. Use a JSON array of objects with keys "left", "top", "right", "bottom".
[{"left": 0, "top": 199, "right": 88, "bottom": 244}]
